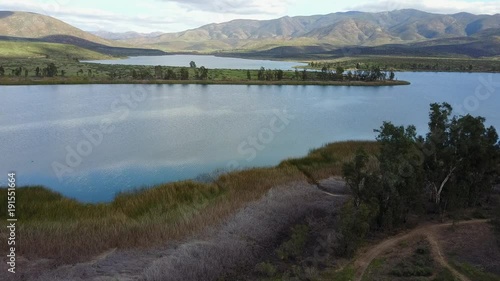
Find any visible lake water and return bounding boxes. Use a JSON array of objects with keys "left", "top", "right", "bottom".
[
  {"left": 1, "top": 72, "right": 499, "bottom": 202},
  {"left": 83, "top": 55, "right": 307, "bottom": 70}
]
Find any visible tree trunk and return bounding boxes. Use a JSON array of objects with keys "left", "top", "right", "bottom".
[{"left": 434, "top": 166, "right": 457, "bottom": 205}]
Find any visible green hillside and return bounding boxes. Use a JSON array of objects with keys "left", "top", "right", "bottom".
[
  {"left": 0, "top": 11, "right": 167, "bottom": 57},
  {"left": 0, "top": 40, "right": 114, "bottom": 60}
]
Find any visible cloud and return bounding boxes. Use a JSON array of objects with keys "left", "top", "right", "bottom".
[
  {"left": 1, "top": 0, "right": 497, "bottom": 33},
  {"left": 0, "top": 0, "right": 179, "bottom": 32},
  {"left": 349, "top": 0, "right": 500, "bottom": 15},
  {"left": 159, "top": 0, "right": 290, "bottom": 15}
]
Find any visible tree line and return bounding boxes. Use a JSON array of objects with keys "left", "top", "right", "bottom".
[
  {"left": 0, "top": 63, "right": 59, "bottom": 78},
  {"left": 339, "top": 103, "right": 500, "bottom": 256},
  {"left": 129, "top": 63, "right": 209, "bottom": 81}
]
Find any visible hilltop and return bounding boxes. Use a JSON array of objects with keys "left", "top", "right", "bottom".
[
  {"left": 0, "top": 11, "right": 166, "bottom": 58},
  {"left": 113, "top": 9, "right": 500, "bottom": 56},
  {"left": 0, "top": 9, "right": 499, "bottom": 64}
]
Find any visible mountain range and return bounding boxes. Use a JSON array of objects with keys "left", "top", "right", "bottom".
[
  {"left": 0, "top": 9, "right": 499, "bottom": 59},
  {"left": 0, "top": 11, "right": 166, "bottom": 57}
]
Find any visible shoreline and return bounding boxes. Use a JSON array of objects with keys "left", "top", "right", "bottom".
[
  {"left": 0, "top": 140, "right": 378, "bottom": 202},
  {"left": 0, "top": 78, "right": 410, "bottom": 86}
]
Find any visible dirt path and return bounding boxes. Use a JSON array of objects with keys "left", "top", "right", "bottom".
[{"left": 353, "top": 219, "right": 489, "bottom": 281}]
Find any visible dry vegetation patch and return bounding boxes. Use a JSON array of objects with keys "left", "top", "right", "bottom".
[
  {"left": 437, "top": 222, "right": 500, "bottom": 277},
  {"left": 361, "top": 237, "right": 438, "bottom": 281}
]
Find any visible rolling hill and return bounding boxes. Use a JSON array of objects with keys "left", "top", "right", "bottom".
[
  {"left": 0, "top": 40, "right": 114, "bottom": 60},
  {"left": 226, "top": 28, "right": 500, "bottom": 59},
  {"left": 116, "top": 9, "right": 500, "bottom": 56},
  {"left": 0, "top": 11, "right": 167, "bottom": 58},
  {"left": 0, "top": 9, "right": 498, "bottom": 59},
  {"left": 0, "top": 11, "right": 113, "bottom": 45}
]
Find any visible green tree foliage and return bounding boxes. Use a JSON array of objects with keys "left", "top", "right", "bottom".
[
  {"left": 343, "top": 149, "right": 370, "bottom": 207},
  {"left": 0, "top": 65, "right": 4, "bottom": 76},
  {"left": 189, "top": 61, "right": 197, "bottom": 68},
  {"left": 45, "top": 63, "right": 58, "bottom": 77},
  {"left": 154, "top": 65, "right": 163, "bottom": 79},
  {"left": 247, "top": 70, "right": 251, "bottom": 80},
  {"left": 338, "top": 200, "right": 378, "bottom": 257},
  {"left": 321, "top": 66, "right": 328, "bottom": 80},
  {"left": 257, "top": 67, "right": 265, "bottom": 80},
  {"left": 198, "top": 66, "right": 208, "bottom": 80},
  {"left": 375, "top": 122, "right": 425, "bottom": 227},
  {"left": 336, "top": 66, "right": 345, "bottom": 80},
  {"left": 13, "top": 66, "right": 22, "bottom": 77},
  {"left": 256, "top": 67, "right": 284, "bottom": 81},
  {"left": 275, "top": 69, "right": 284, "bottom": 80},
  {"left": 180, "top": 68, "right": 189, "bottom": 80},
  {"left": 423, "top": 103, "right": 499, "bottom": 211},
  {"left": 343, "top": 103, "right": 499, "bottom": 230},
  {"left": 164, "top": 69, "right": 177, "bottom": 80}
]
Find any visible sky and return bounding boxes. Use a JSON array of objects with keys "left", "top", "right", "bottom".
[{"left": 0, "top": 0, "right": 499, "bottom": 33}]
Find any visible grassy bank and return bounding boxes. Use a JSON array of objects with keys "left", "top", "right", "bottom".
[
  {"left": 0, "top": 40, "right": 115, "bottom": 60},
  {"left": 0, "top": 57, "right": 409, "bottom": 86},
  {"left": 302, "top": 56, "right": 500, "bottom": 73},
  {"left": 0, "top": 77, "right": 410, "bottom": 86},
  {"left": 0, "top": 141, "right": 377, "bottom": 264}
]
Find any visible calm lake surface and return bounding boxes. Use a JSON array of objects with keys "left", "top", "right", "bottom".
[
  {"left": 1, "top": 72, "right": 499, "bottom": 202},
  {"left": 83, "top": 54, "right": 307, "bottom": 69}
]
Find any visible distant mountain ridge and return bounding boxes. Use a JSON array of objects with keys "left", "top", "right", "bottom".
[
  {"left": 0, "top": 9, "right": 498, "bottom": 58},
  {"left": 114, "top": 9, "right": 500, "bottom": 54},
  {"left": 90, "top": 31, "right": 164, "bottom": 40}
]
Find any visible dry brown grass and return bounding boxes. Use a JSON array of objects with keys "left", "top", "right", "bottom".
[
  {"left": 141, "top": 182, "right": 345, "bottom": 281},
  {"left": 437, "top": 222, "right": 500, "bottom": 276},
  {"left": 0, "top": 166, "right": 305, "bottom": 265},
  {"left": 280, "top": 141, "right": 380, "bottom": 180},
  {"left": 0, "top": 141, "right": 371, "bottom": 266}
]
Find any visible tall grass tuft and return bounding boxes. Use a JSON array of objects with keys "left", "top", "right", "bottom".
[
  {"left": 280, "top": 141, "right": 379, "bottom": 180},
  {"left": 0, "top": 141, "right": 370, "bottom": 265}
]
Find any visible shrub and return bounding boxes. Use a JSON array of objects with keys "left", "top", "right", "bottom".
[
  {"left": 337, "top": 199, "right": 378, "bottom": 257},
  {"left": 255, "top": 262, "right": 277, "bottom": 277},
  {"left": 276, "top": 224, "right": 310, "bottom": 260},
  {"left": 391, "top": 244, "right": 434, "bottom": 277}
]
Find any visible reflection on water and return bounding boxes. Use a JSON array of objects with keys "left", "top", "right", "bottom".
[{"left": 0, "top": 72, "right": 499, "bottom": 202}]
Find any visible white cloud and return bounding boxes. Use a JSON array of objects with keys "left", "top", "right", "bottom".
[
  {"left": 159, "top": 0, "right": 290, "bottom": 15},
  {"left": 349, "top": 0, "right": 500, "bottom": 15},
  {"left": 0, "top": 0, "right": 179, "bottom": 32},
  {"left": 0, "top": 0, "right": 498, "bottom": 33}
]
